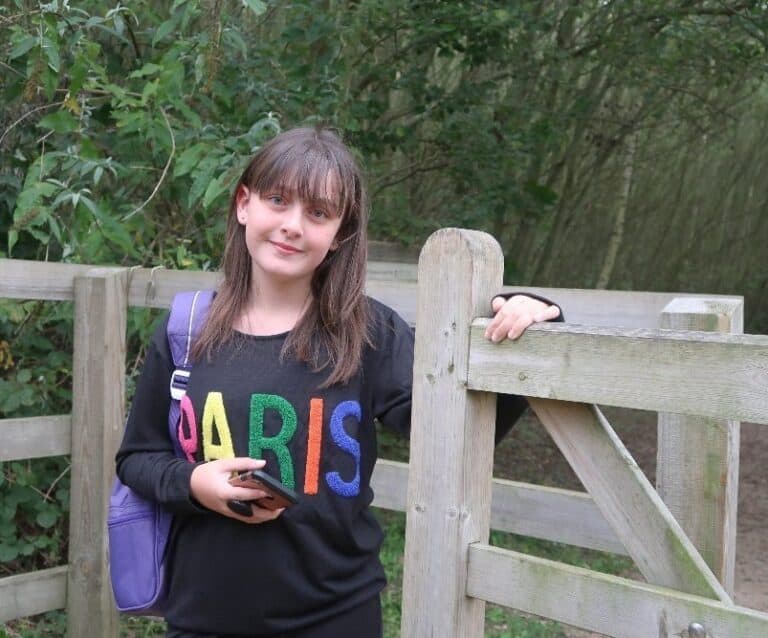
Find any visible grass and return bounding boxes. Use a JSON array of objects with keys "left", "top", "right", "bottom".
[{"left": 375, "top": 508, "right": 632, "bottom": 638}]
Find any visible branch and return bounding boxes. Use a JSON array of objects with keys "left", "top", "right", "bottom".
[
  {"left": 123, "top": 107, "right": 175, "bottom": 220},
  {"left": 0, "top": 101, "right": 65, "bottom": 147},
  {"left": 372, "top": 161, "right": 449, "bottom": 197}
]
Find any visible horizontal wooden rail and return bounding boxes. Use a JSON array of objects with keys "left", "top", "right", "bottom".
[
  {"left": 468, "top": 320, "right": 768, "bottom": 424},
  {"left": 501, "top": 286, "right": 742, "bottom": 329},
  {"left": 0, "top": 415, "right": 71, "bottom": 461},
  {"left": 467, "top": 545, "right": 768, "bottom": 638},
  {"left": 0, "top": 259, "right": 743, "bottom": 329},
  {"left": 0, "top": 566, "right": 68, "bottom": 623},
  {"left": 371, "top": 459, "right": 625, "bottom": 555}
]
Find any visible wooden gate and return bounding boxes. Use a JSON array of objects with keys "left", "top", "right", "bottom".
[{"left": 400, "top": 228, "right": 768, "bottom": 637}]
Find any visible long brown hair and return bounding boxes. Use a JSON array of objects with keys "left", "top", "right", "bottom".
[{"left": 192, "top": 126, "right": 371, "bottom": 386}]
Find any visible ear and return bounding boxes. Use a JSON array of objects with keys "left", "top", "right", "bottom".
[{"left": 235, "top": 185, "right": 251, "bottom": 224}]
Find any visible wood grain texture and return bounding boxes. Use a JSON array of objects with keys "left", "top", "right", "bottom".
[
  {"left": 468, "top": 320, "right": 768, "bottom": 424},
  {"left": 0, "top": 566, "right": 68, "bottom": 623},
  {"left": 468, "top": 544, "right": 768, "bottom": 638},
  {"left": 2, "top": 258, "right": 743, "bottom": 329},
  {"left": 400, "top": 229, "right": 503, "bottom": 638},
  {"left": 529, "top": 399, "right": 729, "bottom": 602},
  {"left": 657, "top": 297, "right": 743, "bottom": 595},
  {"left": 68, "top": 270, "right": 126, "bottom": 637},
  {"left": 0, "top": 415, "right": 71, "bottom": 461},
  {"left": 371, "top": 459, "right": 626, "bottom": 554}
]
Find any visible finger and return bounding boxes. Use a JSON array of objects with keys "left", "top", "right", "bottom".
[
  {"left": 490, "top": 315, "right": 517, "bottom": 342},
  {"left": 491, "top": 296, "right": 506, "bottom": 313},
  {"left": 506, "top": 316, "right": 533, "bottom": 341},
  {"left": 230, "top": 486, "right": 269, "bottom": 501},
  {"left": 531, "top": 305, "right": 558, "bottom": 322},
  {"left": 484, "top": 315, "right": 503, "bottom": 340},
  {"left": 216, "top": 457, "right": 266, "bottom": 473}
]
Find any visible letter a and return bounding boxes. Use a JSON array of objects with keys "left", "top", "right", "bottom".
[{"left": 201, "top": 392, "right": 236, "bottom": 461}]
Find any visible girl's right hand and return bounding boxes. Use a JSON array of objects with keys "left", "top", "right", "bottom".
[{"left": 190, "top": 457, "right": 284, "bottom": 524}]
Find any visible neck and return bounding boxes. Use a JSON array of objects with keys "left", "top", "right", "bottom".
[{"left": 236, "top": 272, "right": 313, "bottom": 335}]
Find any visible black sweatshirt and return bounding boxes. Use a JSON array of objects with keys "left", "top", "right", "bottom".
[{"left": 115, "top": 295, "right": 561, "bottom": 635}]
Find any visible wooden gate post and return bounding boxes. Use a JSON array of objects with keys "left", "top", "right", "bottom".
[
  {"left": 657, "top": 297, "right": 743, "bottom": 595},
  {"left": 401, "top": 229, "right": 503, "bottom": 637},
  {"left": 68, "top": 269, "right": 127, "bottom": 638}
]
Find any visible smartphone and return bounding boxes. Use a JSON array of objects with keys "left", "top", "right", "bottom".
[{"left": 227, "top": 469, "right": 299, "bottom": 513}]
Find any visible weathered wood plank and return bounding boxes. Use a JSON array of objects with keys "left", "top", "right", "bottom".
[
  {"left": 657, "top": 297, "right": 742, "bottom": 595},
  {"left": 467, "top": 544, "right": 768, "bottom": 638},
  {"left": 0, "top": 566, "right": 68, "bottom": 623},
  {"left": 0, "top": 259, "right": 93, "bottom": 301},
  {"left": 529, "top": 399, "right": 729, "bottom": 601},
  {"left": 500, "top": 285, "right": 742, "bottom": 329},
  {"left": 488, "top": 475, "right": 626, "bottom": 555},
  {"left": 0, "top": 258, "right": 417, "bottom": 316},
  {"left": 468, "top": 320, "right": 768, "bottom": 424},
  {"left": 0, "top": 415, "right": 71, "bottom": 461},
  {"left": 401, "top": 229, "right": 503, "bottom": 638},
  {"left": 1, "top": 258, "right": 743, "bottom": 329},
  {"left": 68, "top": 270, "right": 125, "bottom": 637},
  {"left": 371, "top": 459, "right": 626, "bottom": 555}
]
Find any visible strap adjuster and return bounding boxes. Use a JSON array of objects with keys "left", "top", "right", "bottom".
[{"left": 170, "top": 369, "right": 191, "bottom": 401}]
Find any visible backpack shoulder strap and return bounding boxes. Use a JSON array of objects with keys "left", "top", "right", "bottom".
[{"left": 166, "top": 290, "right": 215, "bottom": 458}]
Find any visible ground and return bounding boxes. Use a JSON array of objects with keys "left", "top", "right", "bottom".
[{"left": 493, "top": 406, "right": 768, "bottom": 632}]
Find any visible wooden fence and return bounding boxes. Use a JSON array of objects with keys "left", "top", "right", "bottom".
[{"left": 1, "top": 229, "right": 767, "bottom": 636}]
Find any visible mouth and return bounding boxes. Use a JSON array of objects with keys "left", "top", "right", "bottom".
[{"left": 269, "top": 240, "right": 302, "bottom": 254}]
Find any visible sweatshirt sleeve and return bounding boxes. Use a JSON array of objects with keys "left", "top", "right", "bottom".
[
  {"left": 492, "top": 291, "right": 565, "bottom": 443},
  {"left": 368, "top": 303, "right": 414, "bottom": 438},
  {"left": 115, "top": 316, "right": 206, "bottom": 515},
  {"left": 368, "top": 293, "right": 563, "bottom": 444}
]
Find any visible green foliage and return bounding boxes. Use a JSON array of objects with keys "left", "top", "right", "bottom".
[
  {"left": 0, "top": 611, "right": 67, "bottom": 638},
  {"left": 0, "top": 299, "right": 73, "bottom": 576},
  {"left": 3, "top": 0, "right": 768, "bottom": 630},
  {"left": 0, "top": 458, "right": 69, "bottom": 569}
]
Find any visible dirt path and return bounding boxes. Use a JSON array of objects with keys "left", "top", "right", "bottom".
[
  {"left": 734, "top": 421, "right": 768, "bottom": 611},
  {"left": 494, "top": 409, "right": 768, "bottom": 635}
]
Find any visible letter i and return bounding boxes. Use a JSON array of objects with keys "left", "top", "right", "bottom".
[{"left": 304, "top": 398, "right": 323, "bottom": 495}]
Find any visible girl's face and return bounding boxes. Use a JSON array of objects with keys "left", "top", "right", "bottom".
[{"left": 235, "top": 184, "right": 343, "bottom": 290}]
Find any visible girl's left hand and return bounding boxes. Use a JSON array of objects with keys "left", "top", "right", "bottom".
[{"left": 484, "top": 295, "right": 560, "bottom": 343}]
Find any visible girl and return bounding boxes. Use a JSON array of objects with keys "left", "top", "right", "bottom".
[{"left": 116, "top": 126, "right": 560, "bottom": 638}]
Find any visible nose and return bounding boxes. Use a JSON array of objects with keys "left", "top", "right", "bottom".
[{"left": 280, "top": 203, "right": 304, "bottom": 237}]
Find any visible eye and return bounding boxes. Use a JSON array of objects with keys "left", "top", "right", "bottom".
[
  {"left": 309, "top": 208, "right": 329, "bottom": 220},
  {"left": 267, "top": 194, "right": 284, "bottom": 205}
]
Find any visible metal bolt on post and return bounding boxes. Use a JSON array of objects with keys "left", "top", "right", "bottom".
[{"left": 687, "top": 622, "right": 706, "bottom": 638}]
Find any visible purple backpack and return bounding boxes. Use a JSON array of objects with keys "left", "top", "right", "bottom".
[{"left": 107, "top": 290, "right": 214, "bottom": 615}]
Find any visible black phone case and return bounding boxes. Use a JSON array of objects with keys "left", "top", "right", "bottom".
[{"left": 228, "top": 470, "right": 299, "bottom": 511}]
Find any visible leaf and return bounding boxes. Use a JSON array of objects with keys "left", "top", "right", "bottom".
[
  {"left": 153, "top": 20, "right": 177, "bottom": 47},
  {"left": 202, "top": 174, "right": 229, "bottom": 209},
  {"left": 42, "top": 36, "right": 60, "bottom": 72},
  {"left": 173, "top": 143, "right": 208, "bottom": 177},
  {"left": 9, "top": 35, "right": 36, "bottom": 60},
  {"left": 0, "top": 543, "right": 19, "bottom": 562},
  {"left": 17, "top": 369, "right": 32, "bottom": 384},
  {"left": 8, "top": 230, "right": 18, "bottom": 255},
  {"left": 36, "top": 509, "right": 58, "bottom": 529},
  {"left": 242, "top": 0, "right": 267, "bottom": 16},
  {"left": 128, "top": 62, "right": 163, "bottom": 79},
  {"left": 38, "top": 110, "right": 78, "bottom": 134}
]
